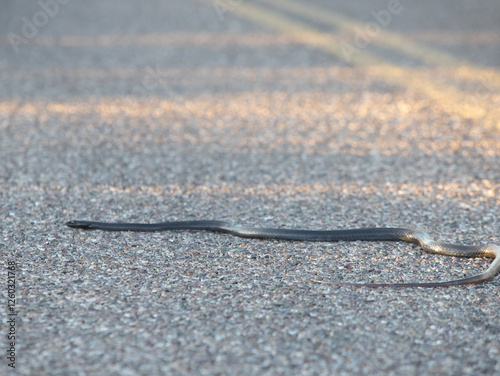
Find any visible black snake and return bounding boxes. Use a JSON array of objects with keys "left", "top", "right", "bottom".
[{"left": 66, "top": 220, "right": 499, "bottom": 287}]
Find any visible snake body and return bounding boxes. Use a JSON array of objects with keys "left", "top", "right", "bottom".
[{"left": 66, "top": 220, "right": 499, "bottom": 288}]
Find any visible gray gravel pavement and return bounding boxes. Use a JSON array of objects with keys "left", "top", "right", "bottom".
[{"left": 1, "top": 0, "right": 499, "bottom": 375}]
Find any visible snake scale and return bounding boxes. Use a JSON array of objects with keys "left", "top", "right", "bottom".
[{"left": 66, "top": 219, "right": 499, "bottom": 288}]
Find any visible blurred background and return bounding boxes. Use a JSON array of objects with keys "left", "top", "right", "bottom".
[{"left": 1, "top": 1, "right": 499, "bottom": 375}]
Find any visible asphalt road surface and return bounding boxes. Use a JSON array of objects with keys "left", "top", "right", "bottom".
[{"left": 1, "top": 0, "right": 499, "bottom": 375}]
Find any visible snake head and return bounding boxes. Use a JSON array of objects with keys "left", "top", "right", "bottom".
[{"left": 66, "top": 220, "right": 94, "bottom": 229}]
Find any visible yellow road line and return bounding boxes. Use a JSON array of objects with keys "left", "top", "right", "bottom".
[
  {"left": 265, "top": 0, "right": 496, "bottom": 70},
  {"left": 265, "top": 0, "right": 500, "bottom": 96},
  {"left": 203, "top": 0, "right": 499, "bottom": 129}
]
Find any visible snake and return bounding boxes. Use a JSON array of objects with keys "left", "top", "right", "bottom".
[{"left": 66, "top": 219, "right": 500, "bottom": 288}]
